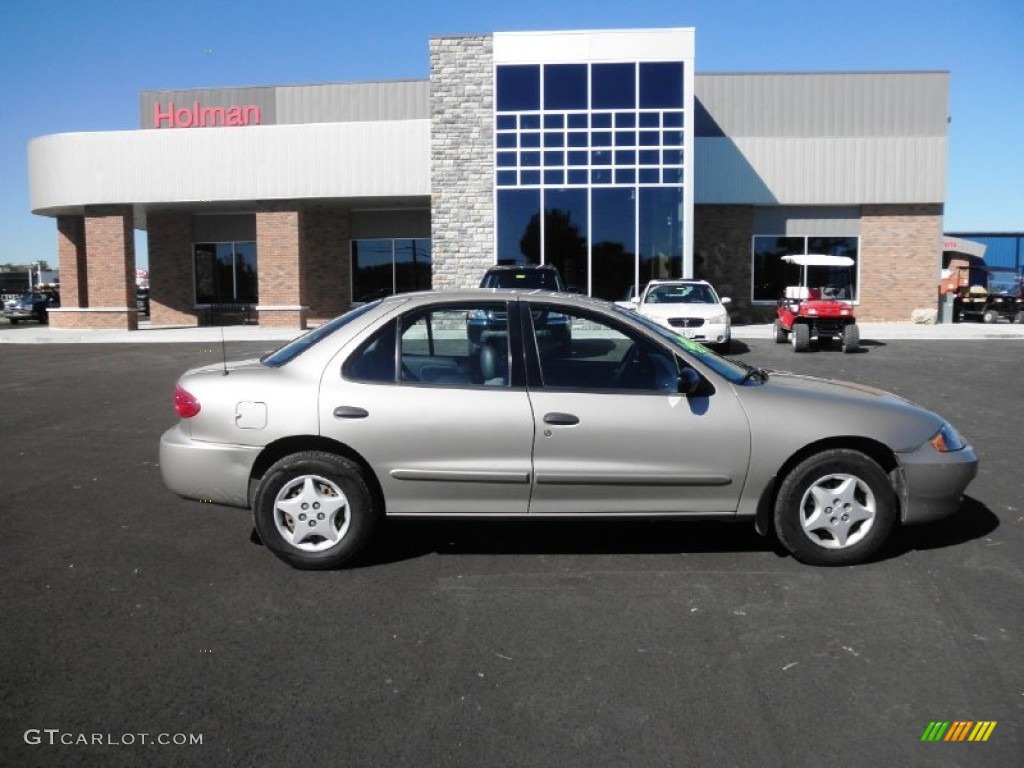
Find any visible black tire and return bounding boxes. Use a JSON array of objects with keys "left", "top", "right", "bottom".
[
  {"left": 841, "top": 323, "right": 860, "bottom": 353},
  {"left": 982, "top": 309, "right": 998, "bottom": 324},
  {"left": 9, "top": 318, "right": 18, "bottom": 325},
  {"left": 1015, "top": 311, "right": 1024, "bottom": 325},
  {"left": 715, "top": 338, "right": 732, "bottom": 355},
  {"left": 774, "top": 449, "right": 897, "bottom": 566},
  {"left": 773, "top": 319, "right": 787, "bottom": 343},
  {"left": 792, "top": 323, "right": 810, "bottom": 352},
  {"left": 253, "top": 451, "right": 379, "bottom": 570}
]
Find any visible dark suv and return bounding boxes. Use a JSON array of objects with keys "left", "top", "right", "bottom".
[
  {"left": 471, "top": 265, "right": 571, "bottom": 350},
  {"left": 3, "top": 291, "right": 60, "bottom": 324}
]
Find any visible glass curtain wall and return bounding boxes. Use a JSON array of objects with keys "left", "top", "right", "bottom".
[
  {"left": 752, "top": 236, "right": 860, "bottom": 302},
  {"left": 351, "top": 238, "right": 432, "bottom": 302},
  {"left": 193, "top": 241, "right": 257, "bottom": 304},
  {"left": 496, "top": 60, "right": 686, "bottom": 300}
]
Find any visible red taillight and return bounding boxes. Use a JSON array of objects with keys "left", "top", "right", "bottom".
[{"left": 174, "top": 384, "right": 201, "bottom": 418}]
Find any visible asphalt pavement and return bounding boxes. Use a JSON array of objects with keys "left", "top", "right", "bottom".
[{"left": 0, "top": 335, "right": 1022, "bottom": 768}]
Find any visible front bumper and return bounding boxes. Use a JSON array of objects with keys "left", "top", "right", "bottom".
[
  {"left": 896, "top": 442, "right": 979, "bottom": 525},
  {"left": 159, "top": 424, "right": 260, "bottom": 509}
]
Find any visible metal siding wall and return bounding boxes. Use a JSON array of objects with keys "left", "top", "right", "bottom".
[
  {"left": 752, "top": 207, "right": 861, "bottom": 235},
  {"left": 275, "top": 81, "right": 430, "bottom": 124},
  {"left": 350, "top": 210, "right": 431, "bottom": 239},
  {"left": 191, "top": 214, "right": 257, "bottom": 242}
]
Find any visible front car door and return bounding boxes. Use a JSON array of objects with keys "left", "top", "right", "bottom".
[
  {"left": 523, "top": 301, "right": 752, "bottom": 515},
  {"left": 319, "top": 301, "right": 535, "bottom": 515}
]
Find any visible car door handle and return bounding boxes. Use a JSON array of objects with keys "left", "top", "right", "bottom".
[
  {"left": 333, "top": 406, "right": 369, "bottom": 419},
  {"left": 543, "top": 412, "right": 580, "bottom": 426}
]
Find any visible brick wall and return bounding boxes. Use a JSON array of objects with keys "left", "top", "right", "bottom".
[
  {"left": 83, "top": 208, "right": 135, "bottom": 309},
  {"left": 430, "top": 35, "right": 495, "bottom": 289},
  {"left": 859, "top": 204, "right": 943, "bottom": 321},
  {"left": 148, "top": 212, "right": 198, "bottom": 326},
  {"left": 256, "top": 207, "right": 305, "bottom": 328},
  {"left": 299, "top": 206, "right": 351, "bottom": 324},
  {"left": 57, "top": 215, "right": 87, "bottom": 307}
]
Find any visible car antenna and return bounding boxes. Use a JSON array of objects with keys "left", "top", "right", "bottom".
[{"left": 220, "top": 325, "right": 229, "bottom": 375}]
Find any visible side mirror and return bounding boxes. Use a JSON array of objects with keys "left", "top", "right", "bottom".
[
  {"left": 677, "top": 367, "right": 702, "bottom": 396},
  {"left": 630, "top": 296, "right": 640, "bottom": 304},
  {"left": 721, "top": 297, "right": 732, "bottom": 305}
]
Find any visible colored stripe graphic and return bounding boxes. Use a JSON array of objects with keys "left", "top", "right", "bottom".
[{"left": 921, "top": 721, "right": 996, "bottom": 742}]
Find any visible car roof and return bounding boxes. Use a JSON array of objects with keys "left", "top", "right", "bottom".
[
  {"left": 378, "top": 288, "right": 608, "bottom": 309},
  {"left": 483, "top": 264, "right": 560, "bottom": 272}
]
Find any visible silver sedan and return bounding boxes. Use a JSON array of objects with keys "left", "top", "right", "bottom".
[{"left": 160, "top": 290, "right": 978, "bottom": 569}]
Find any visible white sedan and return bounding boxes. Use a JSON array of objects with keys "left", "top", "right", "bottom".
[{"left": 631, "top": 279, "right": 732, "bottom": 353}]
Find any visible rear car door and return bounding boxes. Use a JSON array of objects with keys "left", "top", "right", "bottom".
[
  {"left": 319, "top": 301, "right": 535, "bottom": 515},
  {"left": 524, "top": 301, "right": 751, "bottom": 515}
]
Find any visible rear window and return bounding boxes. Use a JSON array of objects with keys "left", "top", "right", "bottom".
[
  {"left": 481, "top": 269, "right": 562, "bottom": 290},
  {"left": 262, "top": 301, "right": 381, "bottom": 367}
]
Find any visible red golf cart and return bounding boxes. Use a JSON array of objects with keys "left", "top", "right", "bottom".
[{"left": 773, "top": 254, "right": 859, "bottom": 353}]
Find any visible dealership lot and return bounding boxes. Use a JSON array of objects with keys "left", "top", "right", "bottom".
[{"left": 1, "top": 337, "right": 1022, "bottom": 767}]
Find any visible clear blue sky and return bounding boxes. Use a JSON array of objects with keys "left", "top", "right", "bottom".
[{"left": 1, "top": 0, "right": 1021, "bottom": 269}]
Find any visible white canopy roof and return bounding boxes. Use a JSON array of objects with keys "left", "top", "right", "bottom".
[{"left": 781, "top": 254, "right": 855, "bottom": 267}]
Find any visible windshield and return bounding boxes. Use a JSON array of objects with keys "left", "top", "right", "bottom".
[
  {"left": 615, "top": 305, "right": 750, "bottom": 384},
  {"left": 646, "top": 283, "right": 717, "bottom": 304},
  {"left": 482, "top": 269, "right": 562, "bottom": 290},
  {"left": 262, "top": 301, "right": 382, "bottom": 367}
]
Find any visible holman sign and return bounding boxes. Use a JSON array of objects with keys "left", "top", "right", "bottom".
[{"left": 153, "top": 101, "right": 262, "bottom": 128}]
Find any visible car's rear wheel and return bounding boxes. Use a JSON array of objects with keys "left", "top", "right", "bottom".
[
  {"left": 773, "top": 319, "right": 788, "bottom": 343},
  {"left": 774, "top": 449, "right": 897, "bottom": 566},
  {"left": 982, "top": 309, "right": 999, "bottom": 324},
  {"left": 253, "top": 451, "right": 379, "bottom": 570},
  {"left": 792, "top": 323, "right": 810, "bottom": 352},
  {"left": 841, "top": 323, "right": 860, "bottom": 353},
  {"left": 9, "top": 318, "right": 18, "bottom": 325},
  {"left": 1015, "top": 311, "right": 1024, "bottom": 325}
]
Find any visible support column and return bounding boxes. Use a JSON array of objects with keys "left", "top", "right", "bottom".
[
  {"left": 49, "top": 206, "right": 138, "bottom": 330},
  {"left": 148, "top": 212, "right": 199, "bottom": 326},
  {"left": 56, "top": 216, "right": 87, "bottom": 308},
  {"left": 256, "top": 207, "right": 306, "bottom": 328},
  {"left": 299, "top": 206, "right": 350, "bottom": 325}
]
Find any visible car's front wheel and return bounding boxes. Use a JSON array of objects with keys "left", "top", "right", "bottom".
[
  {"left": 773, "top": 449, "right": 897, "bottom": 566},
  {"left": 773, "top": 319, "right": 787, "bottom": 343},
  {"left": 792, "top": 323, "right": 810, "bottom": 352},
  {"left": 253, "top": 451, "right": 379, "bottom": 570}
]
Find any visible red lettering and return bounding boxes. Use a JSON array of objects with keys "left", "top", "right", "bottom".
[
  {"left": 199, "top": 106, "right": 226, "bottom": 126},
  {"left": 153, "top": 100, "right": 261, "bottom": 128},
  {"left": 175, "top": 105, "right": 194, "bottom": 127},
  {"left": 153, "top": 101, "right": 174, "bottom": 128},
  {"left": 244, "top": 105, "right": 261, "bottom": 125}
]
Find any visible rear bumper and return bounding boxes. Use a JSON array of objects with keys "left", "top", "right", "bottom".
[
  {"left": 897, "top": 442, "right": 979, "bottom": 525},
  {"left": 159, "top": 424, "right": 260, "bottom": 508}
]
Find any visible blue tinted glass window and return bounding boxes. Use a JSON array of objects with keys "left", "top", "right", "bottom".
[
  {"left": 662, "top": 149, "right": 683, "bottom": 165},
  {"left": 497, "top": 152, "right": 516, "bottom": 168},
  {"left": 497, "top": 170, "right": 516, "bottom": 186},
  {"left": 496, "top": 133, "right": 516, "bottom": 149},
  {"left": 592, "top": 150, "right": 612, "bottom": 165},
  {"left": 663, "top": 130, "right": 683, "bottom": 146},
  {"left": 615, "top": 131, "right": 636, "bottom": 147},
  {"left": 544, "top": 188, "right": 588, "bottom": 291},
  {"left": 544, "top": 132, "right": 565, "bottom": 148},
  {"left": 544, "top": 150, "right": 565, "bottom": 166},
  {"left": 521, "top": 132, "right": 541, "bottom": 148},
  {"left": 521, "top": 151, "right": 541, "bottom": 167},
  {"left": 544, "top": 114, "right": 565, "bottom": 129},
  {"left": 592, "top": 169, "right": 612, "bottom": 184},
  {"left": 593, "top": 131, "right": 612, "bottom": 147},
  {"left": 591, "top": 113, "right": 612, "bottom": 129},
  {"left": 497, "top": 65, "right": 540, "bottom": 111},
  {"left": 591, "top": 187, "right": 637, "bottom": 301},
  {"left": 663, "top": 111, "right": 684, "bottom": 128},
  {"left": 567, "top": 133, "right": 588, "bottom": 148},
  {"left": 497, "top": 189, "right": 540, "bottom": 263},
  {"left": 593, "top": 63, "right": 636, "bottom": 109},
  {"left": 662, "top": 169, "right": 683, "bottom": 184},
  {"left": 567, "top": 114, "right": 588, "bottom": 129},
  {"left": 497, "top": 115, "right": 516, "bottom": 130},
  {"left": 639, "top": 187, "right": 683, "bottom": 281},
  {"left": 615, "top": 113, "right": 636, "bottom": 128},
  {"left": 639, "top": 168, "right": 660, "bottom": 183},
  {"left": 639, "top": 150, "right": 659, "bottom": 166},
  {"left": 520, "top": 114, "right": 541, "bottom": 130},
  {"left": 568, "top": 169, "right": 588, "bottom": 185},
  {"left": 615, "top": 169, "right": 636, "bottom": 184},
  {"left": 544, "top": 64, "right": 588, "bottom": 110},
  {"left": 615, "top": 150, "right": 636, "bottom": 165},
  {"left": 639, "top": 131, "right": 660, "bottom": 147},
  {"left": 639, "top": 62, "right": 684, "bottom": 108},
  {"left": 639, "top": 112, "right": 660, "bottom": 128},
  {"left": 568, "top": 151, "right": 587, "bottom": 166},
  {"left": 544, "top": 170, "right": 565, "bottom": 185},
  {"left": 521, "top": 170, "right": 541, "bottom": 185}
]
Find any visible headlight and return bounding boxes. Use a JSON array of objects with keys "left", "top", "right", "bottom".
[
  {"left": 708, "top": 312, "right": 729, "bottom": 325},
  {"left": 929, "top": 422, "right": 966, "bottom": 452}
]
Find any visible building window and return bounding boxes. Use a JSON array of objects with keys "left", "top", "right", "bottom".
[
  {"left": 494, "top": 59, "right": 687, "bottom": 300},
  {"left": 193, "top": 242, "right": 257, "bottom": 304},
  {"left": 752, "top": 236, "right": 859, "bottom": 303},
  {"left": 351, "top": 238, "right": 432, "bottom": 303}
]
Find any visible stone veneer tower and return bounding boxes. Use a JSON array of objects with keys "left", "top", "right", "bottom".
[{"left": 429, "top": 35, "right": 495, "bottom": 289}]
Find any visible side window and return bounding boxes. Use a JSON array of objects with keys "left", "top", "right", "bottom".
[
  {"left": 345, "top": 320, "right": 398, "bottom": 383},
  {"left": 531, "top": 304, "right": 679, "bottom": 392},
  {"left": 400, "top": 305, "right": 510, "bottom": 387}
]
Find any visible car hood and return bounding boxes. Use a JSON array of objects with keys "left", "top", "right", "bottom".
[
  {"left": 734, "top": 370, "right": 944, "bottom": 453},
  {"left": 640, "top": 303, "right": 726, "bottom": 319}
]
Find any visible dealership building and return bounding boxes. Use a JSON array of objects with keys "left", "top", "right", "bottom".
[{"left": 28, "top": 28, "right": 950, "bottom": 330}]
